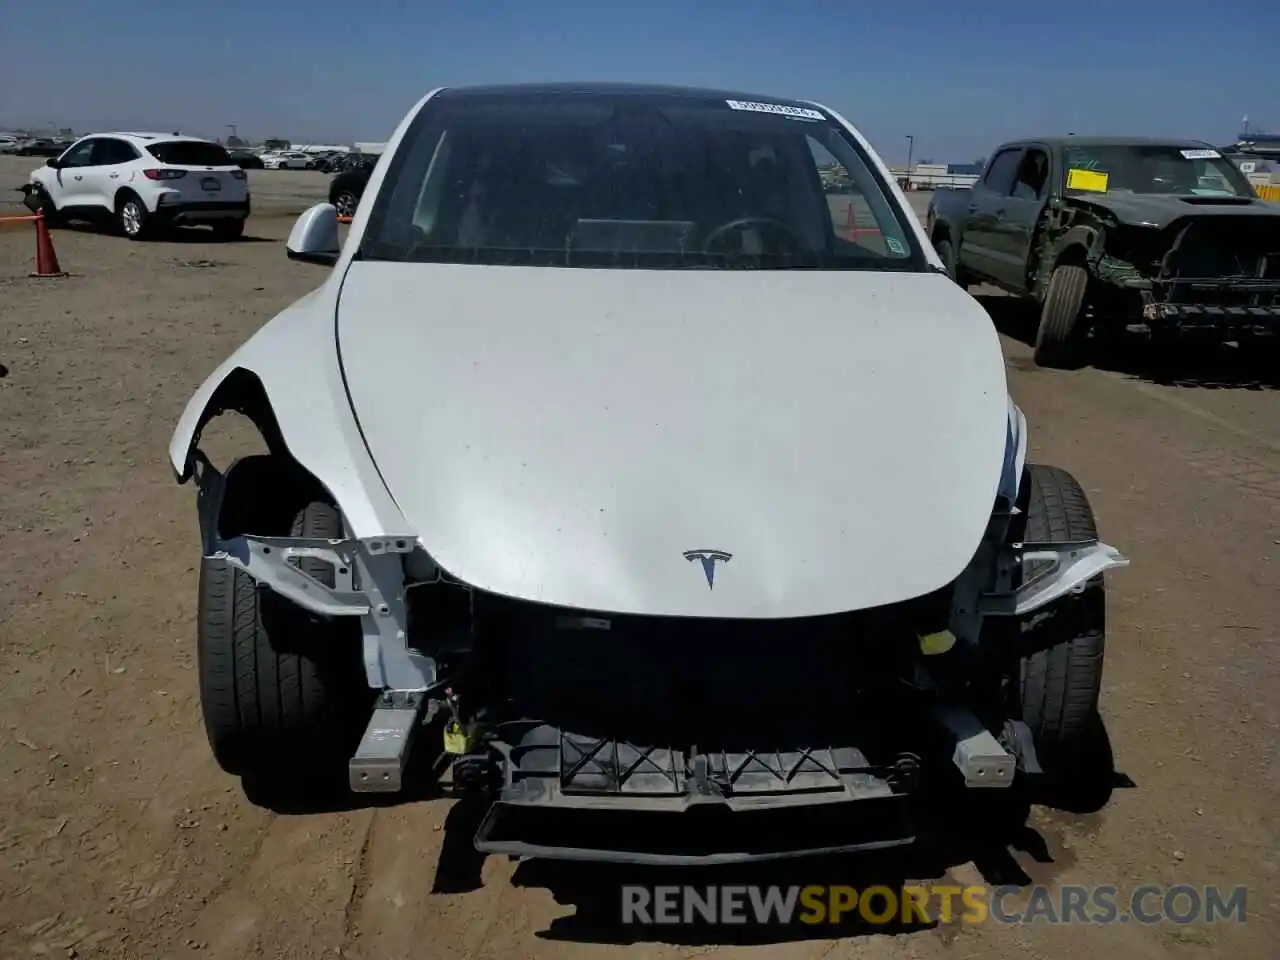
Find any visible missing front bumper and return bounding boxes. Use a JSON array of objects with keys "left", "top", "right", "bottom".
[
  {"left": 473, "top": 795, "right": 916, "bottom": 866},
  {"left": 466, "top": 720, "right": 927, "bottom": 865},
  {"left": 1142, "top": 300, "right": 1280, "bottom": 332}
]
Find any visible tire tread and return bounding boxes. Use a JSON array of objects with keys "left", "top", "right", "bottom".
[
  {"left": 1034, "top": 265, "right": 1088, "bottom": 368},
  {"left": 198, "top": 491, "right": 368, "bottom": 781},
  {"left": 1018, "top": 464, "right": 1106, "bottom": 768}
]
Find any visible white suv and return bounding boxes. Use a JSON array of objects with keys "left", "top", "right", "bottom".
[
  {"left": 262, "top": 151, "right": 313, "bottom": 170},
  {"left": 24, "top": 133, "right": 251, "bottom": 240}
]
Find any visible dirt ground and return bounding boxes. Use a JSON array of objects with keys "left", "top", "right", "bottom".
[{"left": 0, "top": 159, "right": 1278, "bottom": 960}]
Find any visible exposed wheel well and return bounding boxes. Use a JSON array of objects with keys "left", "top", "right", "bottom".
[
  {"left": 185, "top": 369, "right": 347, "bottom": 541},
  {"left": 930, "top": 223, "right": 951, "bottom": 245},
  {"left": 216, "top": 454, "right": 339, "bottom": 541},
  {"left": 183, "top": 367, "right": 289, "bottom": 480},
  {"left": 114, "top": 187, "right": 145, "bottom": 213}
]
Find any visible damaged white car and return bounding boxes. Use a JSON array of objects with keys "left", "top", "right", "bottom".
[{"left": 170, "top": 83, "right": 1128, "bottom": 865}]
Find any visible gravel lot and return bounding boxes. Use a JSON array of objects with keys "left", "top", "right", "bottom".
[{"left": 1, "top": 154, "right": 1278, "bottom": 960}]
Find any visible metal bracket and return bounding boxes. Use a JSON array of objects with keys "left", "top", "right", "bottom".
[
  {"left": 981, "top": 539, "right": 1129, "bottom": 617},
  {"left": 933, "top": 706, "right": 1015, "bottom": 789},
  {"left": 350, "top": 690, "right": 426, "bottom": 793},
  {"left": 1001, "top": 719, "right": 1043, "bottom": 776},
  {"left": 195, "top": 455, "right": 436, "bottom": 692}
]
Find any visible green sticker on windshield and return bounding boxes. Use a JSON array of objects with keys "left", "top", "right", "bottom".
[{"left": 886, "top": 237, "right": 906, "bottom": 255}]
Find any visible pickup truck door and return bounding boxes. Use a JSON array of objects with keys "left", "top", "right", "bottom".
[
  {"left": 991, "top": 146, "right": 1052, "bottom": 293},
  {"left": 957, "top": 147, "right": 1023, "bottom": 283}
]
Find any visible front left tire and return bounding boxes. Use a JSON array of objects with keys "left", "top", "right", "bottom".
[
  {"left": 198, "top": 458, "right": 373, "bottom": 798},
  {"left": 1034, "top": 264, "right": 1088, "bottom": 368},
  {"left": 1014, "top": 463, "right": 1108, "bottom": 776}
]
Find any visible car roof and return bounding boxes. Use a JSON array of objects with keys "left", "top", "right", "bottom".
[
  {"left": 1004, "top": 135, "right": 1219, "bottom": 150},
  {"left": 87, "top": 132, "right": 218, "bottom": 145},
  {"left": 433, "top": 81, "right": 823, "bottom": 112}
]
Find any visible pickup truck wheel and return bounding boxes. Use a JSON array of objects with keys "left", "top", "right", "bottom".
[
  {"left": 198, "top": 487, "right": 373, "bottom": 800},
  {"left": 1034, "top": 265, "right": 1088, "bottom": 368},
  {"left": 1015, "top": 464, "right": 1107, "bottom": 778}
]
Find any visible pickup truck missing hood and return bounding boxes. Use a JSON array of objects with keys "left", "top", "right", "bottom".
[
  {"left": 927, "top": 137, "right": 1280, "bottom": 367},
  {"left": 171, "top": 84, "right": 1129, "bottom": 865}
]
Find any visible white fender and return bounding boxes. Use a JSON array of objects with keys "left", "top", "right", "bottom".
[{"left": 167, "top": 285, "right": 415, "bottom": 539}]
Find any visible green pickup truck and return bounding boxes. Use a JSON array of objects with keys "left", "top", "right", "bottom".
[{"left": 925, "top": 136, "right": 1280, "bottom": 367}]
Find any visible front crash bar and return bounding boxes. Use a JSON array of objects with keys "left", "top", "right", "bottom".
[
  {"left": 216, "top": 534, "right": 398, "bottom": 618},
  {"left": 194, "top": 453, "right": 435, "bottom": 691},
  {"left": 210, "top": 533, "right": 437, "bottom": 692},
  {"left": 981, "top": 539, "right": 1129, "bottom": 617}
]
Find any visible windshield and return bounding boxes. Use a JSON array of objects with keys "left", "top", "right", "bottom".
[
  {"left": 359, "top": 90, "right": 926, "bottom": 271},
  {"left": 146, "top": 141, "right": 233, "bottom": 166},
  {"left": 1062, "top": 143, "right": 1253, "bottom": 197}
]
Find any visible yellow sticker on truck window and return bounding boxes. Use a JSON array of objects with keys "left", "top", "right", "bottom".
[{"left": 1067, "top": 168, "right": 1109, "bottom": 192}]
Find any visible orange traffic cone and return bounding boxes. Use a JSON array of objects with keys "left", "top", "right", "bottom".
[{"left": 30, "top": 213, "right": 67, "bottom": 278}]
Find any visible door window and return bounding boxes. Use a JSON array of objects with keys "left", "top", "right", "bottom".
[
  {"left": 58, "top": 139, "right": 97, "bottom": 168},
  {"left": 91, "top": 139, "right": 138, "bottom": 166},
  {"left": 982, "top": 149, "right": 1023, "bottom": 196},
  {"left": 1011, "top": 148, "right": 1049, "bottom": 200}
]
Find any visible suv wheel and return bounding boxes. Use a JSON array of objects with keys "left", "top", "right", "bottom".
[
  {"left": 211, "top": 220, "right": 245, "bottom": 241},
  {"left": 117, "top": 194, "right": 151, "bottom": 240},
  {"left": 333, "top": 190, "right": 358, "bottom": 217}
]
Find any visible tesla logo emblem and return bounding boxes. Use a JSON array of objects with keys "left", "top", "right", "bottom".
[{"left": 683, "top": 549, "right": 732, "bottom": 589}]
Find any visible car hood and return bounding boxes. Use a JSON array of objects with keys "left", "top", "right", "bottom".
[
  {"left": 336, "top": 264, "right": 1008, "bottom": 618},
  {"left": 1071, "top": 192, "right": 1280, "bottom": 229}
]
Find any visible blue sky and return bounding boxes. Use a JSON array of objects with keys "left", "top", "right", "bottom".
[{"left": 1, "top": 0, "right": 1275, "bottom": 162}]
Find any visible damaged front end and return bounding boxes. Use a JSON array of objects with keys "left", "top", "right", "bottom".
[
  {"left": 197, "top": 447, "right": 1127, "bottom": 864},
  {"left": 1073, "top": 205, "right": 1280, "bottom": 336}
]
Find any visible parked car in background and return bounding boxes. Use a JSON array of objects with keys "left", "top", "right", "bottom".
[
  {"left": 0, "top": 135, "right": 19, "bottom": 154},
  {"left": 262, "top": 151, "right": 314, "bottom": 170},
  {"left": 926, "top": 136, "right": 1280, "bottom": 367},
  {"left": 314, "top": 151, "right": 354, "bottom": 173},
  {"left": 17, "top": 138, "right": 64, "bottom": 157},
  {"left": 22, "top": 132, "right": 250, "bottom": 240},
  {"left": 327, "top": 154, "right": 379, "bottom": 217},
  {"left": 229, "top": 150, "right": 265, "bottom": 170}
]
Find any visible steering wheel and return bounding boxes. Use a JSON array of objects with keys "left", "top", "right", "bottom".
[{"left": 701, "top": 215, "right": 806, "bottom": 255}]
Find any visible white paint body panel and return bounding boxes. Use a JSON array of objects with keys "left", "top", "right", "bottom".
[
  {"left": 171, "top": 87, "right": 1026, "bottom": 620},
  {"left": 336, "top": 264, "right": 1008, "bottom": 618},
  {"left": 167, "top": 283, "right": 415, "bottom": 538}
]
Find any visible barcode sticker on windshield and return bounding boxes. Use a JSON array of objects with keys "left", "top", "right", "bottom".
[
  {"left": 1180, "top": 148, "right": 1220, "bottom": 160},
  {"left": 726, "top": 100, "right": 825, "bottom": 121}
]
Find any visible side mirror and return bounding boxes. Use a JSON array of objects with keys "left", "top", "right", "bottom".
[
  {"left": 286, "top": 203, "right": 341, "bottom": 266},
  {"left": 46, "top": 157, "right": 60, "bottom": 169}
]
